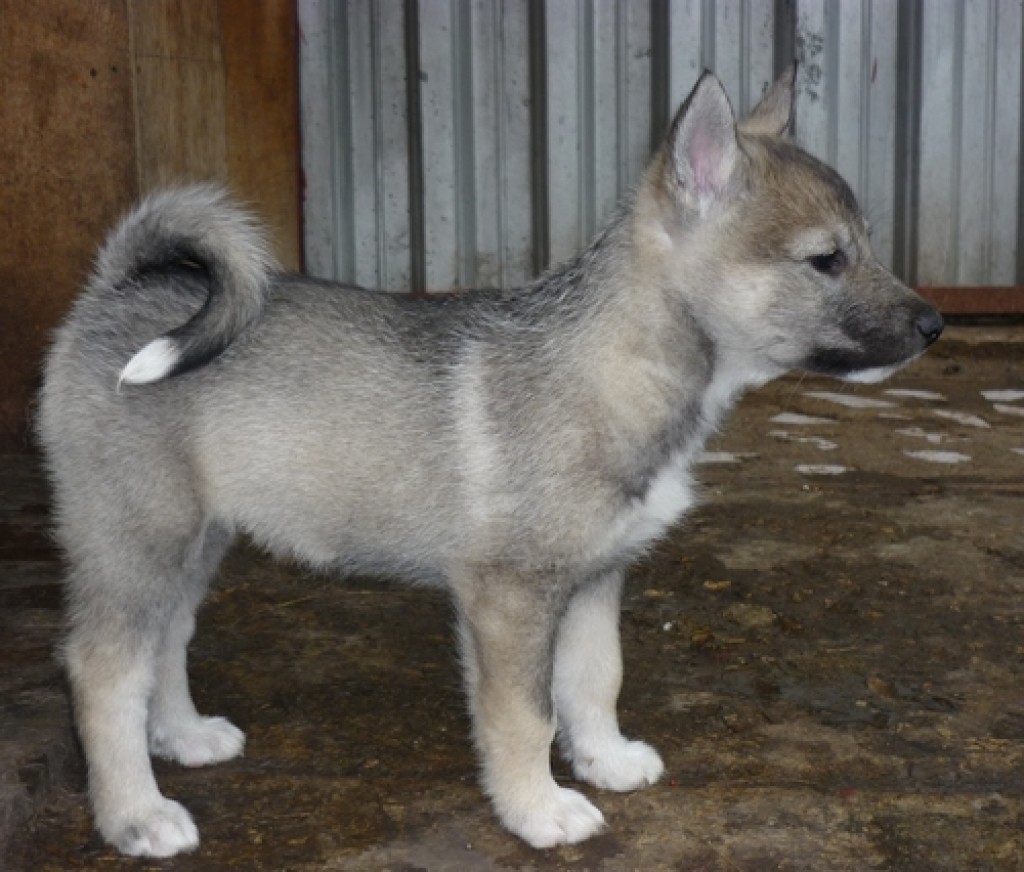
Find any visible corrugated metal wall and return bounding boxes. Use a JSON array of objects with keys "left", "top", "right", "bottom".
[{"left": 300, "top": 0, "right": 1024, "bottom": 292}]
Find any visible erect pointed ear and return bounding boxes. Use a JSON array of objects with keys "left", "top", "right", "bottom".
[
  {"left": 739, "top": 63, "right": 796, "bottom": 138},
  {"left": 666, "top": 71, "right": 741, "bottom": 213}
]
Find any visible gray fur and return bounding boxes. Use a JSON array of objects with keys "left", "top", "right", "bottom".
[{"left": 38, "top": 68, "right": 942, "bottom": 857}]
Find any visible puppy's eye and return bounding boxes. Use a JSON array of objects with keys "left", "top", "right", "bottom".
[{"left": 808, "top": 249, "right": 847, "bottom": 277}]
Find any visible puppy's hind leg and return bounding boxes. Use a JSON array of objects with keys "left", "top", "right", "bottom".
[
  {"left": 65, "top": 555, "right": 200, "bottom": 858},
  {"left": 554, "top": 570, "right": 664, "bottom": 791},
  {"left": 147, "top": 522, "right": 244, "bottom": 768},
  {"left": 454, "top": 567, "right": 606, "bottom": 849}
]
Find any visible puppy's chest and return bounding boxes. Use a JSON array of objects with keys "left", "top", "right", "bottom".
[{"left": 607, "top": 452, "right": 697, "bottom": 555}]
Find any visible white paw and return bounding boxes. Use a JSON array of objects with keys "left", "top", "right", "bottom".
[
  {"left": 102, "top": 797, "right": 199, "bottom": 858},
  {"left": 149, "top": 715, "right": 245, "bottom": 767},
  {"left": 571, "top": 737, "right": 665, "bottom": 791},
  {"left": 501, "top": 785, "right": 606, "bottom": 849}
]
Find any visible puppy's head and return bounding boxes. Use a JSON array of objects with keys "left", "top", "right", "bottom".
[{"left": 638, "top": 67, "right": 942, "bottom": 385}]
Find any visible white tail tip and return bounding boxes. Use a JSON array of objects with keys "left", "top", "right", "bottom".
[{"left": 119, "top": 337, "right": 179, "bottom": 386}]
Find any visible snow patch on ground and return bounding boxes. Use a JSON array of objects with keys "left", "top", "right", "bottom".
[
  {"left": 770, "top": 431, "right": 838, "bottom": 451},
  {"left": 884, "top": 389, "right": 946, "bottom": 401},
  {"left": 993, "top": 404, "right": 1024, "bottom": 418},
  {"left": 902, "top": 450, "right": 972, "bottom": 464},
  {"left": 795, "top": 464, "right": 850, "bottom": 475},
  {"left": 895, "top": 427, "right": 960, "bottom": 445},
  {"left": 981, "top": 390, "right": 1024, "bottom": 403},
  {"left": 932, "top": 410, "right": 990, "bottom": 429},
  {"left": 804, "top": 391, "right": 896, "bottom": 409},
  {"left": 770, "top": 413, "right": 834, "bottom": 426},
  {"left": 699, "top": 451, "right": 759, "bottom": 465}
]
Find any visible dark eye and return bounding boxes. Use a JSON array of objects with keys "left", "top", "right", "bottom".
[{"left": 808, "top": 249, "right": 847, "bottom": 276}]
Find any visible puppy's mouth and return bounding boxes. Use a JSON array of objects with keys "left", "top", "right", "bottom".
[{"left": 801, "top": 343, "right": 932, "bottom": 383}]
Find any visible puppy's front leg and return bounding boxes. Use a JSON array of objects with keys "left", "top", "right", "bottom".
[
  {"left": 554, "top": 570, "right": 664, "bottom": 790},
  {"left": 454, "top": 570, "right": 605, "bottom": 848}
]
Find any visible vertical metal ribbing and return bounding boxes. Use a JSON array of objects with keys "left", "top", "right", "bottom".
[
  {"left": 748, "top": 1, "right": 778, "bottom": 109},
  {"left": 544, "top": 0, "right": 585, "bottom": 265},
  {"left": 369, "top": 2, "right": 387, "bottom": 287},
  {"left": 950, "top": 0, "right": 964, "bottom": 284},
  {"left": 1017, "top": 4, "right": 1024, "bottom": 284},
  {"left": 623, "top": 0, "right": 653, "bottom": 187},
  {"left": 774, "top": 0, "right": 796, "bottom": 76},
  {"left": 650, "top": 0, "right": 671, "bottom": 144},
  {"left": 298, "top": 0, "right": 337, "bottom": 281},
  {"left": 857, "top": 0, "right": 871, "bottom": 227},
  {"left": 917, "top": 0, "right": 955, "bottom": 285},
  {"left": 326, "top": 1, "right": 352, "bottom": 283},
  {"left": 984, "top": 0, "right": 997, "bottom": 281},
  {"left": 615, "top": 0, "right": 629, "bottom": 197},
  {"left": 578, "top": 0, "right": 596, "bottom": 245},
  {"left": 492, "top": 0, "right": 508, "bottom": 287},
  {"left": 989, "top": 0, "right": 1021, "bottom": 285},
  {"left": 496, "top": 0, "right": 534, "bottom": 287},
  {"left": 825, "top": 2, "right": 839, "bottom": 167},
  {"left": 702, "top": 0, "right": 716, "bottom": 73},
  {"left": 528, "top": 0, "right": 549, "bottom": 276},
  {"left": 739, "top": 0, "right": 750, "bottom": 112},
  {"left": 893, "top": 0, "right": 921, "bottom": 286},
  {"left": 404, "top": 0, "right": 425, "bottom": 293},
  {"left": 452, "top": 0, "right": 475, "bottom": 288}
]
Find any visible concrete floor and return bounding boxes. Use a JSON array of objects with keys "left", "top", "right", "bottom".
[{"left": 2, "top": 327, "right": 1023, "bottom": 871}]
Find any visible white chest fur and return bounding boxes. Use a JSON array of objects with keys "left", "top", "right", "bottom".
[
  {"left": 640, "top": 456, "right": 695, "bottom": 526},
  {"left": 608, "top": 452, "right": 696, "bottom": 557}
]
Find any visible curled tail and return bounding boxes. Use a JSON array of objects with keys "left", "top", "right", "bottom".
[{"left": 98, "top": 186, "right": 279, "bottom": 386}]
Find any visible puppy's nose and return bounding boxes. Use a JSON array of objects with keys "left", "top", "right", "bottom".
[{"left": 914, "top": 307, "right": 944, "bottom": 346}]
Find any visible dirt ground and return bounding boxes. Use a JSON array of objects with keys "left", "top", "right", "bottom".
[{"left": 2, "top": 327, "right": 1022, "bottom": 871}]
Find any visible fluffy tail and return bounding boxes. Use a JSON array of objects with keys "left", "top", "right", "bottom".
[{"left": 98, "top": 186, "right": 279, "bottom": 386}]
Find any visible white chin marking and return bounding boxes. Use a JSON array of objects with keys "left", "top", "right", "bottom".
[
  {"left": 120, "top": 338, "right": 179, "bottom": 386},
  {"left": 842, "top": 363, "right": 902, "bottom": 385}
]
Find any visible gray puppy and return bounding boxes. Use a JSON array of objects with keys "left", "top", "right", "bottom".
[{"left": 39, "top": 68, "right": 942, "bottom": 857}]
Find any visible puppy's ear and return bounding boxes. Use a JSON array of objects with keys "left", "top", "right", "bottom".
[
  {"left": 667, "top": 71, "right": 742, "bottom": 214},
  {"left": 739, "top": 63, "right": 796, "bottom": 138}
]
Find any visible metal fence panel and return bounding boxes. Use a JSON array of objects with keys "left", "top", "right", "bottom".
[
  {"left": 544, "top": 0, "right": 654, "bottom": 265},
  {"left": 300, "top": 0, "right": 1024, "bottom": 291},
  {"left": 417, "top": 0, "right": 535, "bottom": 290},
  {"left": 915, "top": 0, "right": 1022, "bottom": 286},
  {"left": 300, "top": 0, "right": 412, "bottom": 288},
  {"left": 794, "top": 0, "right": 900, "bottom": 269}
]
